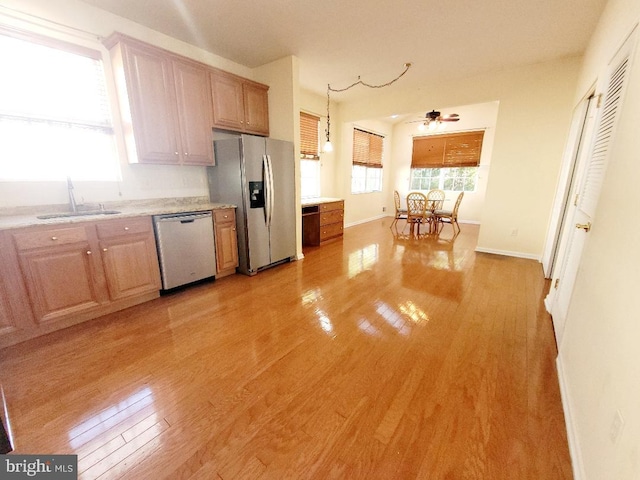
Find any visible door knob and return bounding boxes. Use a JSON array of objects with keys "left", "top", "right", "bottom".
[{"left": 575, "top": 222, "right": 592, "bottom": 232}]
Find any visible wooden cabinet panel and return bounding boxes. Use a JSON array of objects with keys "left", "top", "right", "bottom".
[
  {"left": 211, "top": 70, "right": 269, "bottom": 136},
  {"left": 173, "top": 59, "right": 215, "bottom": 166},
  {"left": 243, "top": 82, "right": 269, "bottom": 135},
  {"left": 97, "top": 217, "right": 161, "bottom": 301},
  {"left": 213, "top": 208, "right": 239, "bottom": 277},
  {"left": 119, "top": 40, "right": 181, "bottom": 164},
  {"left": 211, "top": 72, "right": 245, "bottom": 131},
  {"left": 16, "top": 240, "right": 106, "bottom": 325}
]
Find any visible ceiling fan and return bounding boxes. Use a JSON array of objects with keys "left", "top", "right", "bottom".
[{"left": 413, "top": 110, "right": 460, "bottom": 131}]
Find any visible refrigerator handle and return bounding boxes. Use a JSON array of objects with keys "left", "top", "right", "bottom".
[
  {"left": 263, "top": 154, "right": 272, "bottom": 228},
  {"left": 266, "top": 154, "right": 275, "bottom": 227}
]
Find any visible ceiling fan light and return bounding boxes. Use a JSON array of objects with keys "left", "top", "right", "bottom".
[
  {"left": 418, "top": 122, "right": 426, "bottom": 131},
  {"left": 428, "top": 120, "right": 438, "bottom": 131}
]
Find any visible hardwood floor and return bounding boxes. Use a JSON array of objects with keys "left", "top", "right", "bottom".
[{"left": 0, "top": 218, "right": 573, "bottom": 479}]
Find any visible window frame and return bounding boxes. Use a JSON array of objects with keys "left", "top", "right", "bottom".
[
  {"left": 351, "top": 128, "right": 384, "bottom": 194},
  {"left": 0, "top": 25, "right": 119, "bottom": 182}
]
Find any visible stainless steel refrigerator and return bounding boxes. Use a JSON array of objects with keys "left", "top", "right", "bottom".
[{"left": 208, "top": 134, "right": 296, "bottom": 276}]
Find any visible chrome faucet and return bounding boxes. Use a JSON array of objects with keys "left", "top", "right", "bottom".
[{"left": 67, "top": 176, "right": 78, "bottom": 213}]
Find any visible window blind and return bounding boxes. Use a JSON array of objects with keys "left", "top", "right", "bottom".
[
  {"left": 411, "top": 131, "right": 484, "bottom": 168},
  {"left": 300, "top": 112, "right": 320, "bottom": 160},
  {"left": 353, "top": 128, "right": 383, "bottom": 168}
]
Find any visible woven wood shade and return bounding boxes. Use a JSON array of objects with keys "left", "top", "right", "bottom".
[
  {"left": 300, "top": 112, "right": 320, "bottom": 159},
  {"left": 411, "top": 131, "right": 484, "bottom": 168},
  {"left": 353, "top": 128, "right": 383, "bottom": 168}
]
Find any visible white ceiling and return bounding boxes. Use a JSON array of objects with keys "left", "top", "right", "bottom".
[{"left": 78, "top": 0, "right": 607, "bottom": 103}]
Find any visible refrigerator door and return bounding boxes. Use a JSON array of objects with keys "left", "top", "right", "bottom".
[
  {"left": 265, "top": 138, "right": 296, "bottom": 263},
  {"left": 241, "top": 135, "right": 272, "bottom": 273}
]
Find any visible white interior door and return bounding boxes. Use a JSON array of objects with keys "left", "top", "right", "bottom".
[{"left": 548, "top": 33, "right": 635, "bottom": 346}]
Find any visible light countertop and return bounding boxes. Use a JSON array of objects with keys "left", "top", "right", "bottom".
[{"left": 0, "top": 197, "right": 235, "bottom": 231}]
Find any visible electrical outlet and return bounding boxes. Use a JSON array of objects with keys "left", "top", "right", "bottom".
[
  {"left": 610, "top": 410, "right": 624, "bottom": 444},
  {"left": 382, "top": 206, "right": 386, "bottom": 212},
  {"left": 510, "top": 228, "right": 518, "bottom": 237}
]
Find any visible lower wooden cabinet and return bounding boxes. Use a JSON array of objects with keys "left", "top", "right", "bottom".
[
  {"left": 97, "top": 217, "right": 162, "bottom": 300},
  {"left": 0, "top": 216, "right": 161, "bottom": 348},
  {"left": 213, "top": 208, "right": 239, "bottom": 277},
  {"left": 302, "top": 200, "right": 344, "bottom": 246}
]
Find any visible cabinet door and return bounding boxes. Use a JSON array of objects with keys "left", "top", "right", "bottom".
[
  {"left": 173, "top": 59, "right": 215, "bottom": 166},
  {"left": 97, "top": 217, "right": 161, "bottom": 301},
  {"left": 211, "top": 71, "right": 245, "bottom": 131},
  {"left": 214, "top": 209, "right": 239, "bottom": 273},
  {"left": 17, "top": 243, "right": 106, "bottom": 325},
  {"left": 100, "top": 234, "right": 161, "bottom": 301},
  {"left": 122, "top": 42, "right": 181, "bottom": 164},
  {"left": 243, "top": 82, "right": 270, "bottom": 136}
]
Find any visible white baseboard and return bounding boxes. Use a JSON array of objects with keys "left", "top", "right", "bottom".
[
  {"left": 474, "top": 246, "right": 541, "bottom": 261},
  {"left": 556, "top": 356, "right": 585, "bottom": 480},
  {"left": 345, "top": 214, "right": 387, "bottom": 228}
]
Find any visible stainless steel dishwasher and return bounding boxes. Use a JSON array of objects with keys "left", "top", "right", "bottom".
[{"left": 153, "top": 211, "right": 216, "bottom": 290}]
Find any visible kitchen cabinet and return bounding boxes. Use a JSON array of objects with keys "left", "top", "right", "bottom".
[
  {"left": 2, "top": 216, "right": 161, "bottom": 348},
  {"left": 106, "top": 33, "right": 214, "bottom": 166},
  {"left": 12, "top": 225, "right": 108, "bottom": 326},
  {"left": 213, "top": 208, "right": 239, "bottom": 277},
  {"left": 210, "top": 70, "right": 270, "bottom": 136},
  {"left": 0, "top": 231, "right": 35, "bottom": 346},
  {"left": 302, "top": 200, "right": 345, "bottom": 246},
  {"left": 97, "top": 217, "right": 162, "bottom": 300}
]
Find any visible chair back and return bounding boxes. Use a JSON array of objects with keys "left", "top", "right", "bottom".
[
  {"left": 426, "top": 189, "right": 446, "bottom": 210},
  {"left": 406, "top": 192, "right": 427, "bottom": 217},
  {"left": 394, "top": 190, "right": 401, "bottom": 212},
  {"left": 452, "top": 192, "right": 464, "bottom": 217}
]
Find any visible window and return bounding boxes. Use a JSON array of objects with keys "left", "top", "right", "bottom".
[
  {"left": 0, "top": 27, "right": 118, "bottom": 181},
  {"left": 410, "top": 131, "right": 484, "bottom": 192},
  {"left": 351, "top": 128, "right": 383, "bottom": 194},
  {"left": 300, "top": 111, "right": 320, "bottom": 198}
]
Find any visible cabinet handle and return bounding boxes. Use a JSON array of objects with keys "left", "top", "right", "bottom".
[
  {"left": 103, "top": 248, "right": 108, "bottom": 252},
  {"left": 51, "top": 236, "right": 58, "bottom": 241},
  {"left": 184, "top": 152, "right": 188, "bottom": 156},
  {"left": 124, "top": 227, "right": 129, "bottom": 231},
  {"left": 174, "top": 152, "right": 179, "bottom": 155},
  {"left": 87, "top": 250, "right": 92, "bottom": 255},
  {"left": 224, "top": 215, "right": 228, "bottom": 219}
]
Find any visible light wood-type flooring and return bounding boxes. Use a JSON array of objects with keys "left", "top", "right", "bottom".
[{"left": 0, "top": 218, "right": 573, "bottom": 479}]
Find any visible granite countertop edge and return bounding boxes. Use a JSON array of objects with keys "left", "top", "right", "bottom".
[{"left": 0, "top": 198, "right": 236, "bottom": 231}]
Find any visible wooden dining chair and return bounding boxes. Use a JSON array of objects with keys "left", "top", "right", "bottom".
[
  {"left": 436, "top": 191, "right": 464, "bottom": 235},
  {"left": 406, "top": 192, "right": 428, "bottom": 237},
  {"left": 425, "top": 189, "right": 446, "bottom": 233},
  {"left": 390, "top": 190, "right": 408, "bottom": 233}
]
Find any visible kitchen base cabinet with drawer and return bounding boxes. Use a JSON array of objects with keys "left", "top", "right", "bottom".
[
  {"left": 0, "top": 217, "right": 161, "bottom": 348},
  {"left": 302, "top": 199, "right": 344, "bottom": 246},
  {"left": 213, "top": 208, "right": 239, "bottom": 277}
]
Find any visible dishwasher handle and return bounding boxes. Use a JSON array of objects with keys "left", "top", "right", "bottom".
[{"left": 154, "top": 212, "right": 212, "bottom": 223}]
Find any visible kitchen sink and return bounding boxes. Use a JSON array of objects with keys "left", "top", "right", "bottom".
[{"left": 37, "top": 210, "right": 121, "bottom": 219}]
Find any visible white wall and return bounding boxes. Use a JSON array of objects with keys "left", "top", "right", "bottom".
[
  {"left": 554, "top": 0, "right": 640, "bottom": 478},
  {"left": 0, "top": 0, "right": 295, "bottom": 209}
]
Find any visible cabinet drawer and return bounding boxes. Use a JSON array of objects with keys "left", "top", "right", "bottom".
[
  {"left": 96, "top": 217, "right": 152, "bottom": 239},
  {"left": 320, "top": 222, "right": 344, "bottom": 241},
  {"left": 13, "top": 227, "right": 88, "bottom": 251},
  {"left": 213, "top": 208, "right": 235, "bottom": 224},
  {"left": 319, "top": 201, "right": 344, "bottom": 213},
  {"left": 320, "top": 210, "right": 343, "bottom": 226}
]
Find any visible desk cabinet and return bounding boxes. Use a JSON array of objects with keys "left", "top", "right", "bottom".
[{"left": 302, "top": 200, "right": 344, "bottom": 246}]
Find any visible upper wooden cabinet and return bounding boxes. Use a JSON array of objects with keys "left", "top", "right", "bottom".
[
  {"left": 105, "top": 33, "right": 215, "bottom": 166},
  {"left": 211, "top": 70, "right": 270, "bottom": 136}
]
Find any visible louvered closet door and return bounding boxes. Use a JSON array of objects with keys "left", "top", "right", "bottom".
[{"left": 550, "top": 29, "right": 636, "bottom": 346}]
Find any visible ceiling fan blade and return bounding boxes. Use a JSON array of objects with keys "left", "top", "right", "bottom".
[{"left": 441, "top": 117, "right": 460, "bottom": 122}]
